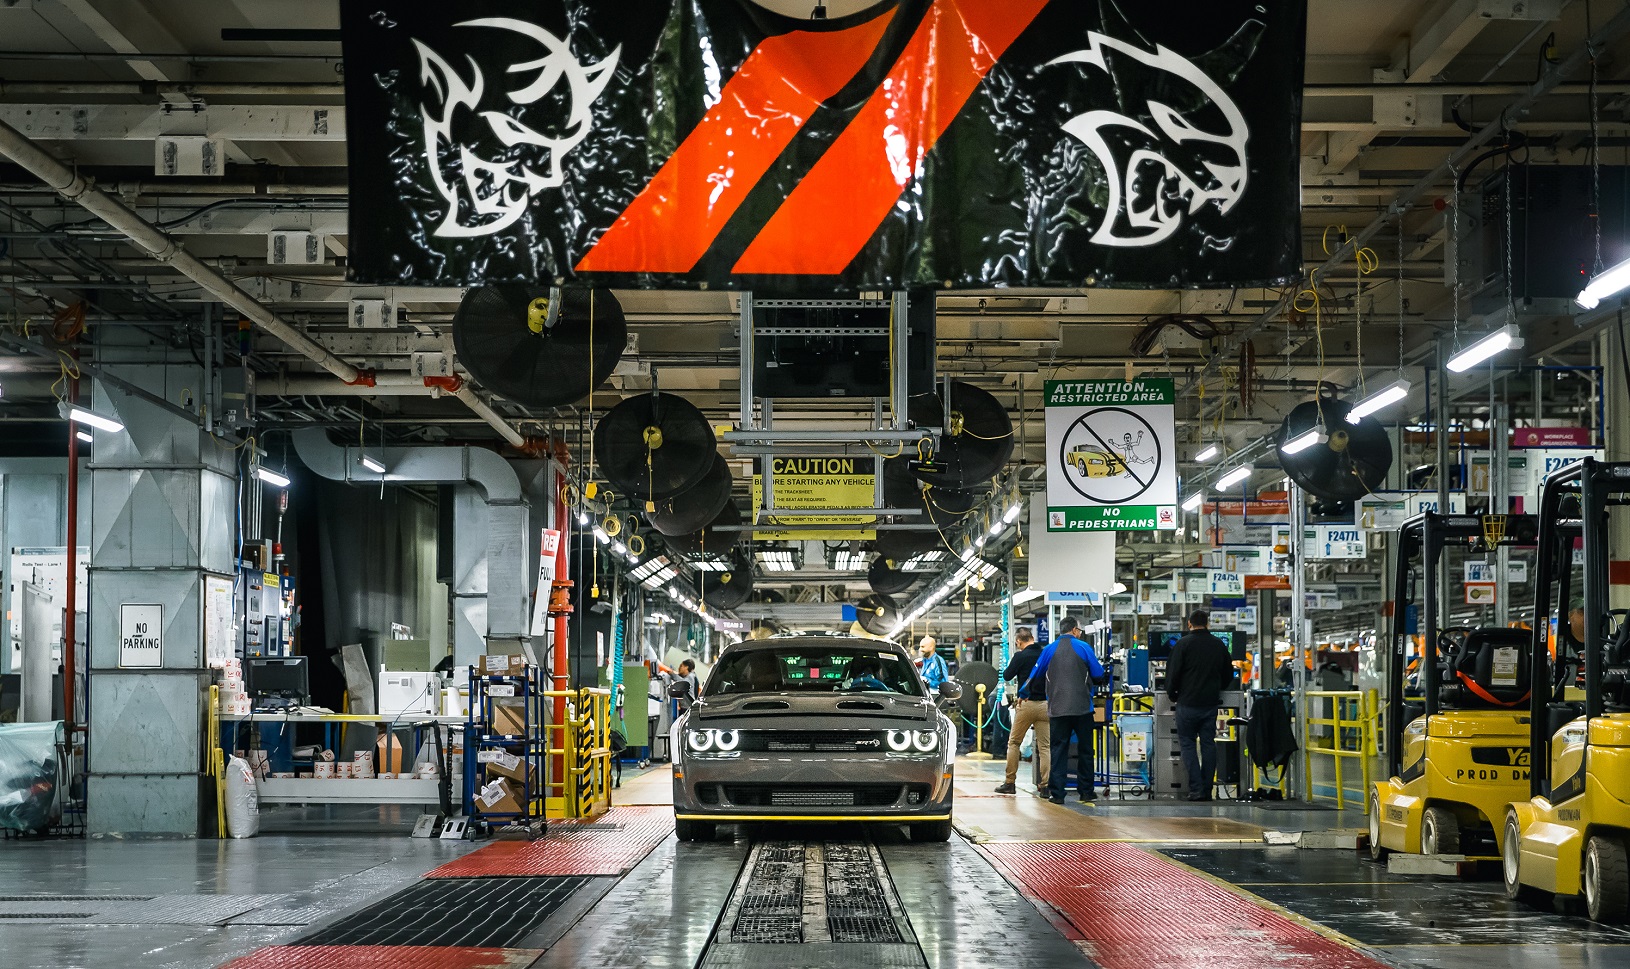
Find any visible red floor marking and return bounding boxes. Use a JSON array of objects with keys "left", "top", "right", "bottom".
[
  {"left": 221, "top": 945, "right": 538, "bottom": 969},
  {"left": 980, "top": 842, "right": 1389, "bottom": 969},
  {"left": 426, "top": 806, "right": 674, "bottom": 878}
]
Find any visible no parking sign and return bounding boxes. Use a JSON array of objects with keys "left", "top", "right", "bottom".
[{"left": 1045, "top": 379, "right": 1177, "bottom": 531}]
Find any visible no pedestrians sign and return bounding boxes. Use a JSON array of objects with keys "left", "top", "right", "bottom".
[{"left": 1044, "top": 379, "right": 1177, "bottom": 531}]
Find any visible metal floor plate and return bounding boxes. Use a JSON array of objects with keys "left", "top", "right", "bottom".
[
  {"left": 0, "top": 893, "right": 285, "bottom": 925},
  {"left": 221, "top": 944, "right": 542, "bottom": 968},
  {"left": 426, "top": 807, "right": 673, "bottom": 878},
  {"left": 299, "top": 876, "right": 591, "bottom": 948}
]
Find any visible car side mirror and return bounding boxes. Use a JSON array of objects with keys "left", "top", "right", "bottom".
[
  {"left": 667, "top": 682, "right": 691, "bottom": 699},
  {"left": 938, "top": 680, "right": 963, "bottom": 703}
]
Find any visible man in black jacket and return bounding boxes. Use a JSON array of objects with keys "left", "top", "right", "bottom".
[
  {"left": 1166, "top": 610, "right": 1236, "bottom": 802},
  {"left": 995, "top": 628, "right": 1048, "bottom": 795}
]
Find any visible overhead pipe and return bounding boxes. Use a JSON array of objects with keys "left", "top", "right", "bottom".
[
  {"left": 1185, "top": 2, "right": 1630, "bottom": 393},
  {"left": 0, "top": 117, "right": 525, "bottom": 446}
]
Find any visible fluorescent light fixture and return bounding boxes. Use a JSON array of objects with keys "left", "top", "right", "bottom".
[
  {"left": 359, "top": 453, "right": 386, "bottom": 474},
  {"left": 693, "top": 555, "right": 733, "bottom": 572},
  {"left": 610, "top": 541, "right": 626, "bottom": 555},
  {"left": 755, "top": 549, "right": 801, "bottom": 572},
  {"left": 1003, "top": 504, "right": 1021, "bottom": 523},
  {"left": 1281, "top": 427, "right": 1326, "bottom": 455},
  {"left": 255, "top": 467, "right": 290, "bottom": 488},
  {"left": 75, "top": 430, "right": 93, "bottom": 444},
  {"left": 1347, "top": 379, "right": 1411, "bottom": 422},
  {"left": 60, "top": 402, "right": 123, "bottom": 433},
  {"left": 974, "top": 535, "right": 986, "bottom": 549},
  {"left": 593, "top": 527, "right": 610, "bottom": 544},
  {"left": 1445, "top": 324, "right": 1522, "bottom": 373},
  {"left": 1111, "top": 582, "right": 1127, "bottom": 596},
  {"left": 1216, "top": 465, "right": 1252, "bottom": 490},
  {"left": 988, "top": 520, "right": 1005, "bottom": 537},
  {"left": 960, "top": 545, "right": 976, "bottom": 561},
  {"left": 577, "top": 511, "right": 590, "bottom": 525},
  {"left": 1578, "top": 254, "right": 1630, "bottom": 309},
  {"left": 1010, "top": 588, "right": 1044, "bottom": 606},
  {"left": 625, "top": 551, "right": 639, "bottom": 564},
  {"left": 1182, "top": 492, "right": 1204, "bottom": 512},
  {"left": 1194, "top": 444, "right": 1219, "bottom": 463},
  {"left": 831, "top": 550, "right": 870, "bottom": 571}
]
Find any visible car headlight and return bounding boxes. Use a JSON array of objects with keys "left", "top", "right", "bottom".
[
  {"left": 686, "top": 729, "right": 714, "bottom": 752},
  {"left": 686, "top": 729, "right": 740, "bottom": 752},
  {"left": 886, "top": 729, "right": 912, "bottom": 751},
  {"left": 912, "top": 729, "right": 939, "bottom": 752},
  {"left": 714, "top": 729, "right": 740, "bottom": 751}
]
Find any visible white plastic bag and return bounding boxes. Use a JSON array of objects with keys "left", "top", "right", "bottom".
[{"left": 224, "top": 755, "right": 261, "bottom": 838}]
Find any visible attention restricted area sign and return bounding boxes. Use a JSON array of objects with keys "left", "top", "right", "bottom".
[
  {"left": 1045, "top": 379, "right": 1177, "bottom": 531},
  {"left": 752, "top": 456, "right": 877, "bottom": 540}
]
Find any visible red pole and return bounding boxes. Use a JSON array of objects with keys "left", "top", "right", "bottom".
[{"left": 63, "top": 363, "right": 79, "bottom": 732}]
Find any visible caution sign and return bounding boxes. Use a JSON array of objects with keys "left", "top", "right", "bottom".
[
  {"left": 751, "top": 457, "right": 877, "bottom": 541},
  {"left": 1044, "top": 379, "right": 1176, "bottom": 531},
  {"left": 119, "top": 603, "right": 162, "bottom": 669}
]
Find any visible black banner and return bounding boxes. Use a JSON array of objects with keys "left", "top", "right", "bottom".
[{"left": 341, "top": 0, "right": 1306, "bottom": 290}]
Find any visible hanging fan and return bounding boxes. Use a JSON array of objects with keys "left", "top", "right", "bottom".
[
  {"left": 874, "top": 528, "right": 939, "bottom": 561},
  {"left": 882, "top": 456, "right": 922, "bottom": 508},
  {"left": 1276, "top": 397, "right": 1393, "bottom": 502},
  {"left": 954, "top": 661, "right": 999, "bottom": 718},
  {"left": 594, "top": 392, "right": 717, "bottom": 503},
  {"left": 920, "top": 483, "right": 985, "bottom": 528},
  {"left": 453, "top": 286, "right": 626, "bottom": 407},
  {"left": 699, "top": 554, "right": 754, "bottom": 611},
  {"left": 855, "top": 593, "right": 900, "bottom": 637},
  {"left": 665, "top": 500, "right": 743, "bottom": 556},
  {"left": 907, "top": 381, "right": 1014, "bottom": 489},
  {"left": 646, "top": 453, "right": 733, "bottom": 536},
  {"left": 868, "top": 556, "right": 916, "bottom": 596}
]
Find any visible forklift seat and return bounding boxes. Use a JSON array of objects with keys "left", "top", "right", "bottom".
[{"left": 1441, "top": 628, "right": 1532, "bottom": 710}]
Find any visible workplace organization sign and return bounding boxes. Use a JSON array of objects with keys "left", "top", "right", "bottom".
[
  {"left": 340, "top": 0, "right": 1307, "bottom": 291},
  {"left": 1044, "top": 379, "right": 1176, "bottom": 531}
]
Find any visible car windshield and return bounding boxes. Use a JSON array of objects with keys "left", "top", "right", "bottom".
[{"left": 707, "top": 647, "right": 924, "bottom": 697}]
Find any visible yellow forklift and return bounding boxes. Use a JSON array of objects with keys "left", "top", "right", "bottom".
[
  {"left": 1504, "top": 458, "right": 1630, "bottom": 921},
  {"left": 1370, "top": 511, "right": 1538, "bottom": 860}
]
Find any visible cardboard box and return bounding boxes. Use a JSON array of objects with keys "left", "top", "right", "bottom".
[
  {"left": 478, "top": 653, "right": 530, "bottom": 676},
  {"left": 478, "top": 748, "right": 530, "bottom": 783},
  {"left": 490, "top": 698, "right": 528, "bottom": 736},
  {"left": 474, "top": 777, "right": 525, "bottom": 815}
]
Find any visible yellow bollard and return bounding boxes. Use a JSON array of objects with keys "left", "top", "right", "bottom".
[{"left": 966, "top": 683, "right": 994, "bottom": 760}]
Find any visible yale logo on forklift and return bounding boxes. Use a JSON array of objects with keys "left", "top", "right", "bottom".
[
  {"left": 1456, "top": 746, "right": 1531, "bottom": 781},
  {"left": 1386, "top": 806, "right": 1407, "bottom": 822}
]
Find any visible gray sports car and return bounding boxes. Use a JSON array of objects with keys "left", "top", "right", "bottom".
[{"left": 670, "top": 637, "right": 959, "bottom": 842}]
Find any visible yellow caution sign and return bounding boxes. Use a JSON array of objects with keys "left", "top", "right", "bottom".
[{"left": 751, "top": 456, "right": 877, "bottom": 540}]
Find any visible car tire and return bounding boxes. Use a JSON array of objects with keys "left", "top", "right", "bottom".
[
  {"left": 910, "top": 818, "right": 954, "bottom": 843},
  {"left": 1421, "top": 805, "right": 1460, "bottom": 856},
  {"left": 675, "top": 818, "right": 715, "bottom": 842},
  {"left": 1368, "top": 792, "right": 1387, "bottom": 862},
  {"left": 1502, "top": 813, "right": 1543, "bottom": 904},
  {"left": 1585, "top": 834, "right": 1630, "bottom": 923}
]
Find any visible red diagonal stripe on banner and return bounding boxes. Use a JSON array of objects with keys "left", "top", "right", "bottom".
[
  {"left": 732, "top": 0, "right": 1046, "bottom": 276},
  {"left": 575, "top": 11, "right": 894, "bottom": 274}
]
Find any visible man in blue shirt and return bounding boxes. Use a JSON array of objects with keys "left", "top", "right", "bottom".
[
  {"left": 917, "top": 635, "right": 949, "bottom": 695},
  {"left": 1021, "top": 616, "right": 1106, "bottom": 803}
]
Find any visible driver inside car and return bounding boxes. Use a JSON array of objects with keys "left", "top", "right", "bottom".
[{"left": 843, "top": 658, "right": 891, "bottom": 693}]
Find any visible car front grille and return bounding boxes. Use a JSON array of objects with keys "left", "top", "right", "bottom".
[
  {"left": 719, "top": 784, "right": 918, "bottom": 808},
  {"left": 740, "top": 731, "right": 888, "bottom": 753}
]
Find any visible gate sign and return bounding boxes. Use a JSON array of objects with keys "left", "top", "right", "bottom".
[
  {"left": 119, "top": 604, "right": 162, "bottom": 669},
  {"left": 1308, "top": 526, "right": 1366, "bottom": 560},
  {"left": 339, "top": 0, "right": 1308, "bottom": 291},
  {"left": 1045, "top": 379, "right": 1177, "bottom": 530}
]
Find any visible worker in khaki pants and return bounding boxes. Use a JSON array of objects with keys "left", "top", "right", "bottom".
[{"left": 995, "top": 628, "right": 1049, "bottom": 795}]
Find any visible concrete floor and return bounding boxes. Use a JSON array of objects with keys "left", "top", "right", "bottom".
[{"left": 0, "top": 759, "right": 1617, "bottom": 968}]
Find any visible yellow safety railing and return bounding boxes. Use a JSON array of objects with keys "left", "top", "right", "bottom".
[
  {"left": 208, "top": 684, "right": 226, "bottom": 838},
  {"left": 541, "top": 688, "right": 613, "bottom": 820},
  {"left": 1301, "top": 689, "right": 1380, "bottom": 810}
]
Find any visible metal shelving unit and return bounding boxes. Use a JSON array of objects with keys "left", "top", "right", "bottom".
[{"left": 463, "top": 665, "right": 546, "bottom": 829}]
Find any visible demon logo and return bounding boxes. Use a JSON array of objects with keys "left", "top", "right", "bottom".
[
  {"left": 414, "top": 18, "right": 619, "bottom": 238},
  {"left": 1049, "top": 31, "right": 1251, "bottom": 248}
]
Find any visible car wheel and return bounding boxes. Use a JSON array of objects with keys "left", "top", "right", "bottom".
[
  {"left": 675, "top": 818, "right": 715, "bottom": 842},
  {"left": 1502, "top": 813, "right": 1542, "bottom": 903},
  {"left": 1585, "top": 835, "right": 1630, "bottom": 923},
  {"left": 1421, "top": 805, "right": 1460, "bottom": 856},
  {"left": 1368, "top": 792, "right": 1386, "bottom": 861},
  {"left": 910, "top": 818, "right": 954, "bottom": 843}
]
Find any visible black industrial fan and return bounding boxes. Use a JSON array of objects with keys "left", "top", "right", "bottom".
[
  {"left": 1275, "top": 397, "right": 1393, "bottom": 502},
  {"left": 867, "top": 556, "right": 916, "bottom": 596},
  {"left": 854, "top": 593, "right": 900, "bottom": 637},
  {"left": 873, "top": 528, "right": 940, "bottom": 561},
  {"left": 665, "top": 500, "right": 743, "bottom": 556},
  {"left": 907, "top": 381, "right": 1014, "bottom": 488},
  {"left": 699, "top": 553, "right": 754, "bottom": 611},
  {"left": 646, "top": 453, "right": 733, "bottom": 536},
  {"left": 882, "top": 455, "right": 922, "bottom": 508},
  {"left": 594, "top": 392, "right": 716, "bottom": 503},
  {"left": 954, "top": 660, "right": 1000, "bottom": 718},
  {"left": 920, "top": 483, "right": 986, "bottom": 528},
  {"left": 452, "top": 286, "right": 626, "bottom": 407}
]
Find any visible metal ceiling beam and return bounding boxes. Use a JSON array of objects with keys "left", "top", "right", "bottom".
[{"left": 0, "top": 105, "right": 343, "bottom": 142}]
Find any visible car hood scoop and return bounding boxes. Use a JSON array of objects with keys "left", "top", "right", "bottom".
[{"left": 692, "top": 691, "right": 933, "bottom": 723}]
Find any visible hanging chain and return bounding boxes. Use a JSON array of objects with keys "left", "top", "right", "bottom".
[
  {"left": 1504, "top": 123, "right": 1516, "bottom": 330},
  {"left": 1397, "top": 216, "right": 1406, "bottom": 379},
  {"left": 1449, "top": 159, "right": 1461, "bottom": 352},
  {"left": 1591, "top": 31, "right": 1604, "bottom": 276}
]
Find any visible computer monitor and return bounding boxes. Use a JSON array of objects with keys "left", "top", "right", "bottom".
[
  {"left": 248, "top": 656, "right": 309, "bottom": 704},
  {"left": 1149, "top": 629, "right": 1183, "bottom": 660}
]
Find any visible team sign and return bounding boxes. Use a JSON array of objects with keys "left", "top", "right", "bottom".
[{"left": 1044, "top": 379, "right": 1176, "bottom": 531}]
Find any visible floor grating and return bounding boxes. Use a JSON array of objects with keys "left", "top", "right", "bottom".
[
  {"left": 299, "top": 876, "right": 590, "bottom": 949},
  {"left": 824, "top": 843, "right": 901, "bottom": 943},
  {"left": 730, "top": 841, "right": 805, "bottom": 943}
]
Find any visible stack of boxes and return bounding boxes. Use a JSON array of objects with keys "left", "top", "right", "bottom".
[{"left": 217, "top": 658, "right": 251, "bottom": 716}]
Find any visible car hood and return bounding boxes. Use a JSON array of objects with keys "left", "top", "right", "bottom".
[{"left": 688, "top": 691, "right": 937, "bottom": 726}]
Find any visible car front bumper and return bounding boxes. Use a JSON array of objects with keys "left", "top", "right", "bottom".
[{"left": 673, "top": 751, "right": 953, "bottom": 821}]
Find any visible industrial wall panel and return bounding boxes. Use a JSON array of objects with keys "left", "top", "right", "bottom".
[
  {"left": 87, "top": 670, "right": 206, "bottom": 774},
  {"left": 90, "top": 468, "right": 207, "bottom": 569},
  {"left": 485, "top": 503, "right": 529, "bottom": 639},
  {"left": 453, "top": 487, "right": 488, "bottom": 597},
  {"left": 88, "top": 569, "right": 202, "bottom": 670},
  {"left": 87, "top": 773, "right": 204, "bottom": 837},
  {"left": 453, "top": 596, "right": 486, "bottom": 668},
  {"left": 200, "top": 468, "right": 237, "bottom": 575},
  {"left": 92, "top": 366, "right": 207, "bottom": 468}
]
